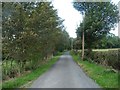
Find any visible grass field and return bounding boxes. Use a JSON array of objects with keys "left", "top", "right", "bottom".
[
  {"left": 71, "top": 51, "right": 119, "bottom": 88},
  {"left": 2, "top": 53, "right": 62, "bottom": 89},
  {"left": 78, "top": 48, "right": 120, "bottom": 52},
  {"left": 93, "top": 48, "right": 119, "bottom": 51}
]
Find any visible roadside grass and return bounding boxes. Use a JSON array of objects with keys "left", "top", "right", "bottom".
[
  {"left": 2, "top": 52, "right": 62, "bottom": 89},
  {"left": 71, "top": 51, "right": 119, "bottom": 88}
]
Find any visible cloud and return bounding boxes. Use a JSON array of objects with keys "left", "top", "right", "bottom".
[{"left": 52, "top": 0, "right": 82, "bottom": 38}]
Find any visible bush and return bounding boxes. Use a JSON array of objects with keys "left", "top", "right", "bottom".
[{"left": 84, "top": 49, "right": 120, "bottom": 70}]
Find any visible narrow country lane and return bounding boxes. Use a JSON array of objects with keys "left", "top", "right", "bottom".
[{"left": 30, "top": 52, "right": 100, "bottom": 88}]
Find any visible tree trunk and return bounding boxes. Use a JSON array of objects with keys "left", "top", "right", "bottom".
[{"left": 82, "top": 31, "right": 84, "bottom": 60}]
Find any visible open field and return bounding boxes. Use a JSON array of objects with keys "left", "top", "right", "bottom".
[
  {"left": 77, "top": 48, "right": 120, "bottom": 52},
  {"left": 92, "top": 48, "right": 120, "bottom": 51}
]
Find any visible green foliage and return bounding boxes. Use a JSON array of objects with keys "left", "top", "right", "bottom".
[
  {"left": 94, "top": 34, "right": 120, "bottom": 49},
  {"left": 73, "top": 2, "right": 119, "bottom": 49},
  {"left": 73, "top": 37, "right": 82, "bottom": 50},
  {"left": 71, "top": 49, "right": 120, "bottom": 70},
  {"left": 83, "top": 49, "right": 120, "bottom": 70},
  {"left": 2, "top": 54, "right": 61, "bottom": 88},
  {"left": 2, "top": 2, "right": 70, "bottom": 81},
  {"left": 70, "top": 51, "right": 119, "bottom": 88},
  {"left": 55, "top": 30, "right": 71, "bottom": 52},
  {"left": 79, "top": 61, "right": 119, "bottom": 88}
]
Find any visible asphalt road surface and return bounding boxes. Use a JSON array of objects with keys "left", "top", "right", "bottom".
[{"left": 31, "top": 52, "right": 100, "bottom": 88}]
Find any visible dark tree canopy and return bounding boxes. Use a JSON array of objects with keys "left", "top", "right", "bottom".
[
  {"left": 73, "top": 2, "right": 119, "bottom": 49},
  {"left": 2, "top": 2, "right": 70, "bottom": 64}
]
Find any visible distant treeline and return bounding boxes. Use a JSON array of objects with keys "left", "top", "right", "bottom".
[{"left": 73, "top": 34, "right": 120, "bottom": 50}]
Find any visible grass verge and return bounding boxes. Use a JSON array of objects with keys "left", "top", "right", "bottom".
[
  {"left": 2, "top": 52, "right": 63, "bottom": 89},
  {"left": 70, "top": 51, "right": 119, "bottom": 88}
]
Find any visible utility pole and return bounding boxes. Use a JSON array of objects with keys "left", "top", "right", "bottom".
[
  {"left": 82, "top": 31, "right": 84, "bottom": 60},
  {"left": 81, "top": 13, "right": 85, "bottom": 60}
]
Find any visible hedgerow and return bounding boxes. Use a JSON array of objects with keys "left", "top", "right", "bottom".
[{"left": 84, "top": 49, "right": 120, "bottom": 70}]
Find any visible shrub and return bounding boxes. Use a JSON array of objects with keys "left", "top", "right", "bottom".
[{"left": 84, "top": 49, "right": 120, "bottom": 70}]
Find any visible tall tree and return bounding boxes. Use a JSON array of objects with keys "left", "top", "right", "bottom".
[
  {"left": 73, "top": 2, "right": 119, "bottom": 59},
  {"left": 2, "top": 2, "right": 69, "bottom": 70}
]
